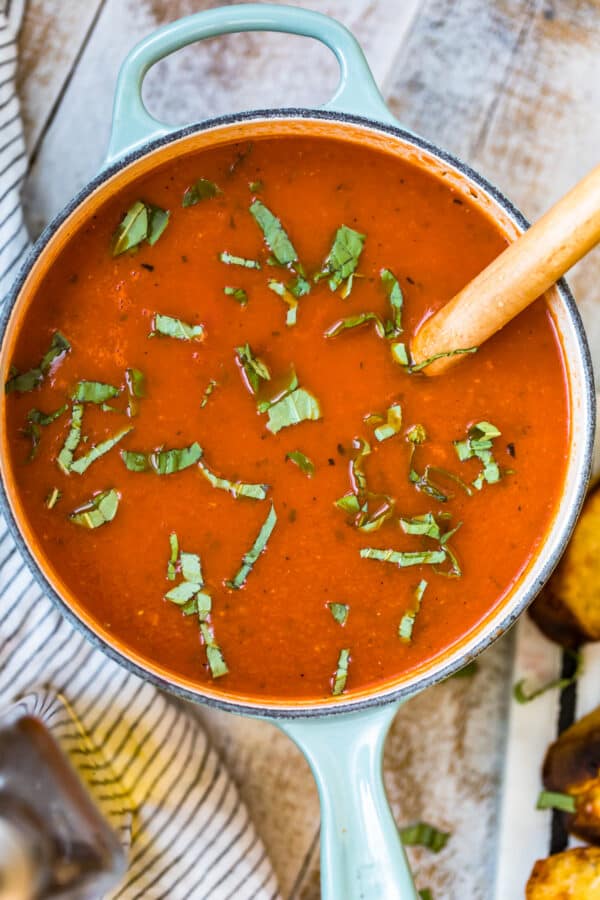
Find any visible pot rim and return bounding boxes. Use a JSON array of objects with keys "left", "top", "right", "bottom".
[{"left": 0, "top": 108, "right": 595, "bottom": 719}]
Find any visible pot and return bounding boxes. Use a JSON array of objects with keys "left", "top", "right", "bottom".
[{"left": 0, "top": 6, "right": 595, "bottom": 899}]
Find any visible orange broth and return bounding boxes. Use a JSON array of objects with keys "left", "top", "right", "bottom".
[{"left": 2, "top": 136, "right": 569, "bottom": 702}]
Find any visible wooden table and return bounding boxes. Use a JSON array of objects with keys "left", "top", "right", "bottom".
[{"left": 16, "top": 1, "right": 600, "bottom": 897}]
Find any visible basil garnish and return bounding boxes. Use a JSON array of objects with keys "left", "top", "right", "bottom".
[
  {"left": 391, "top": 342, "right": 409, "bottom": 365},
  {"left": 200, "top": 622, "right": 229, "bottom": 678},
  {"left": 380, "top": 268, "right": 403, "bottom": 337},
  {"left": 454, "top": 421, "right": 503, "bottom": 489},
  {"left": 69, "top": 488, "right": 120, "bottom": 529},
  {"left": 219, "top": 251, "right": 261, "bottom": 269},
  {"left": 266, "top": 387, "right": 321, "bottom": 434},
  {"left": 399, "top": 580, "right": 428, "bottom": 642},
  {"left": 335, "top": 438, "right": 395, "bottom": 533},
  {"left": 182, "top": 179, "right": 221, "bottom": 207},
  {"left": 70, "top": 426, "right": 132, "bottom": 475},
  {"left": 236, "top": 344, "right": 271, "bottom": 395},
  {"left": 125, "top": 368, "right": 145, "bottom": 417},
  {"left": 57, "top": 403, "right": 84, "bottom": 474},
  {"left": 360, "top": 548, "right": 446, "bottom": 567},
  {"left": 5, "top": 331, "right": 70, "bottom": 394},
  {"left": 167, "top": 532, "right": 179, "bottom": 581},
  {"left": 328, "top": 602, "right": 349, "bottom": 626},
  {"left": 200, "top": 379, "right": 218, "bottom": 408},
  {"left": 407, "top": 347, "right": 478, "bottom": 373},
  {"left": 286, "top": 450, "right": 314, "bottom": 477},
  {"left": 226, "top": 503, "right": 277, "bottom": 590},
  {"left": 112, "top": 201, "right": 170, "bottom": 255},
  {"left": 268, "top": 275, "right": 310, "bottom": 327},
  {"left": 23, "top": 404, "right": 67, "bottom": 461},
  {"left": 121, "top": 441, "right": 202, "bottom": 475},
  {"left": 367, "top": 403, "right": 402, "bottom": 442},
  {"left": 325, "top": 312, "right": 386, "bottom": 340},
  {"left": 45, "top": 487, "right": 61, "bottom": 509},
  {"left": 332, "top": 648, "right": 350, "bottom": 695},
  {"left": 513, "top": 650, "right": 582, "bottom": 703},
  {"left": 316, "top": 225, "right": 365, "bottom": 292},
  {"left": 399, "top": 513, "right": 441, "bottom": 540},
  {"left": 72, "top": 381, "right": 120, "bottom": 404},
  {"left": 400, "top": 822, "right": 450, "bottom": 853},
  {"left": 198, "top": 459, "right": 268, "bottom": 500},
  {"left": 150, "top": 314, "right": 204, "bottom": 342},
  {"left": 536, "top": 791, "right": 576, "bottom": 813},
  {"left": 249, "top": 200, "right": 298, "bottom": 266},
  {"left": 224, "top": 286, "right": 248, "bottom": 305}
]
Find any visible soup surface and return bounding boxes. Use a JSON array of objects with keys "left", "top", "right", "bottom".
[{"left": 2, "top": 134, "right": 569, "bottom": 703}]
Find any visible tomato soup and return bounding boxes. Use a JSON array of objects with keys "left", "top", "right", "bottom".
[{"left": 1, "top": 135, "right": 569, "bottom": 702}]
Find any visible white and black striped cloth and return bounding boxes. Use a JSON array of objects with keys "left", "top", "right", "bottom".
[{"left": 0, "top": 5, "right": 279, "bottom": 898}]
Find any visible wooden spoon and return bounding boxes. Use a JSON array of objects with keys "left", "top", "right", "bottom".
[{"left": 410, "top": 163, "right": 600, "bottom": 375}]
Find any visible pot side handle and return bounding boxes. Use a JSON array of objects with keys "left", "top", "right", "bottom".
[
  {"left": 105, "top": 3, "right": 397, "bottom": 165},
  {"left": 277, "top": 701, "right": 419, "bottom": 900}
]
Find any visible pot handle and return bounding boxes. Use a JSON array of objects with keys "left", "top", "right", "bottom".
[
  {"left": 277, "top": 701, "right": 419, "bottom": 900},
  {"left": 105, "top": 3, "right": 396, "bottom": 165}
]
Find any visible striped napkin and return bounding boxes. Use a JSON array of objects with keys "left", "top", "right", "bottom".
[{"left": 0, "top": 5, "right": 279, "bottom": 898}]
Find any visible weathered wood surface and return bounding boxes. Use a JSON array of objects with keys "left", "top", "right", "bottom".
[{"left": 15, "top": 1, "right": 600, "bottom": 898}]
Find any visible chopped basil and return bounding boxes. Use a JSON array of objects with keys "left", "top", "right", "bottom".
[
  {"left": 121, "top": 441, "right": 202, "bottom": 475},
  {"left": 248, "top": 180, "right": 263, "bottom": 192},
  {"left": 328, "top": 602, "right": 349, "bottom": 626},
  {"left": 316, "top": 226, "right": 365, "bottom": 292},
  {"left": 391, "top": 341, "right": 409, "bottom": 365},
  {"left": 400, "top": 822, "right": 450, "bottom": 853},
  {"left": 112, "top": 201, "right": 170, "bottom": 255},
  {"left": 286, "top": 450, "right": 315, "bottom": 477},
  {"left": 324, "top": 312, "right": 385, "bottom": 340},
  {"left": 69, "top": 488, "right": 120, "bottom": 529},
  {"left": 200, "top": 379, "right": 218, "bottom": 408},
  {"left": 513, "top": 651, "right": 582, "bottom": 703},
  {"left": 370, "top": 403, "right": 402, "bottom": 442},
  {"left": 536, "top": 791, "right": 576, "bottom": 814},
  {"left": 165, "top": 580, "right": 202, "bottom": 604},
  {"left": 5, "top": 332, "right": 70, "bottom": 394},
  {"left": 200, "top": 622, "right": 229, "bottom": 678},
  {"left": 249, "top": 200, "right": 298, "bottom": 266},
  {"left": 72, "top": 381, "right": 120, "bottom": 404},
  {"left": 399, "top": 580, "right": 428, "bottom": 642},
  {"left": 219, "top": 251, "right": 261, "bottom": 269},
  {"left": 167, "top": 531, "right": 179, "bottom": 581},
  {"left": 224, "top": 286, "right": 248, "bottom": 305},
  {"left": 57, "top": 404, "right": 84, "bottom": 474},
  {"left": 407, "top": 346, "right": 478, "bottom": 373},
  {"left": 266, "top": 387, "right": 321, "bottom": 434},
  {"left": 150, "top": 314, "right": 204, "bottom": 342},
  {"left": 226, "top": 503, "right": 277, "bottom": 590},
  {"left": 256, "top": 367, "right": 298, "bottom": 413},
  {"left": 235, "top": 344, "right": 271, "bottom": 394},
  {"left": 182, "top": 178, "right": 221, "bottom": 207},
  {"left": 332, "top": 648, "right": 350, "bottom": 695},
  {"left": 407, "top": 424, "right": 427, "bottom": 444},
  {"left": 335, "top": 438, "right": 395, "bottom": 533},
  {"left": 180, "top": 551, "right": 202, "bottom": 583},
  {"left": 23, "top": 404, "right": 67, "bottom": 460},
  {"left": 45, "top": 487, "right": 61, "bottom": 509},
  {"left": 267, "top": 279, "right": 304, "bottom": 327},
  {"left": 360, "top": 548, "right": 446, "bottom": 567},
  {"left": 125, "top": 368, "right": 145, "bottom": 416},
  {"left": 399, "top": 513, "right": 441, "bottom": 540},
  {"left": 70, "top": 426, "right": 132, "bottom": 475},
  {"left": 380, "top": 268, "right": 403, "bottom": 337},
  {"left": 455, "top": 421, "right": 503, "bottom": 490},
  {"left": 198, "top": 459, "right": 268, "bottom": 500}
]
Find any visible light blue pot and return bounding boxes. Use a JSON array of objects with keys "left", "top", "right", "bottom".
[{"left": 0, "top": 5, "right": 594, "bottom": 900}]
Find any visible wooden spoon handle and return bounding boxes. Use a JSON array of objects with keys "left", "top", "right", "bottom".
[{"left": 411, "top": 163, "right": 600, "bottom": 375}]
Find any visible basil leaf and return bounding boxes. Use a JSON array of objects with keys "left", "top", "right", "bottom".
[
  {"left": 236, "top": 344, "right": 271, "bottom": 395},
  {"left": 129, "top": 442, "right": 203, "bottom": 475},
  {"left": 536, "top": 791, "right": 576, "bottom": 814},
  {"left": 248, "top": 180, "right": 263, "bottom": 192},
  {"left": 380, "top": 268, "right": 403, "bottom": 336},
  {"left": 147, "top": 205, "right": 170, "bottom": 245},
  {"left": 334, "top": 493, "right": 361, "bottom": 515},
  {"left": 328, "top": 602, "right": 349, "bottom": 625},
  {"left": 360, "top": 548, "right": 446, "bottom": 567},
  {"left": 200, "top": 379, "right": 218, "bottom": 408},
  {"left": 200, "top": 622, "right": 229, "bottom": 678},
  {"left": 372, "top": 403, "right": 402, "bottom": 442},
  {"left": 45, "top": 487, "right": 61, "bottom": 509},
  {"left": 112, "top": 201, "right": 148, "bottom": 255},
  {"left": 195, "top": 591, "right": 212, "bottom": 621},
  {"left": 165, "top": 580, "right": 202, "bottom": 604},
  {"left": 399, "top": 513, "right": 441, "bottom": 540},
  {"left": 286, "top": 450, "right": 314, "bottom": 477},
  {"left": 167, "top": 531, "right": 179, "bottom": 580},
  {"left": 455, "top": 420, "right": 503, "bottom": 489},
  {"left": 69, "top": 488, "right": 120, "bottom": 529},
  {"left": 70, "top": 426, "right": 132, "bottom": 475},
  {"left": 399, "top": 579, "right": 428, "bottom": 642},
  {"left": 249, "top": 200, "right": 298, "bottom": 266},
  {"left": 332, "top": 648, "right": 350, "bottom": 696},
  {"left": 182, "top": 179, "right": 221, "bottom": 207},
  {"left": 219, "top": 251, "right": 261, "bottom": 269},
  {"left": 72, "top": 381, "right": 120, "bottom": 404},
  {"left": 5, "top": 332, "right": 70, "bottom": 394},
  {"left": 224, "top": 286, "right": 248, "bottom": 305},
  {"left": 324, "top": 312, "right": 385, "bottom": 340},
  {"left": 316, "top": 225, "right": 365, "bottom": 292},
  {"left": 180, "top": 551, "right": 203, "bottom": 583},
  {"left": 198, "top": 459, "right": 268, "bottom": 500},
  {"left": 120, "top": 450, "right": 150, "bottom": 472},
  {"left": 406, "top": 424, "right": 427, "bottom": 444},
  {"left": 513, "top": 650, "right": 582, "bottom": 703},
  {"left": 125, "top": 368, "right": 145, "bottom": 416},
  {"left": 268, "top": 280, "right": 298, "bottom": 327},
  {"left": 408, "top": 346, "right": 478, "bottom": 373},
  {"left": 150, "top": 314, "right": 204, "bottom": 342},
  {"left": 226, "top": 503, "right": 277, "bottom": 590},
  {"left": 57, "top": 404, "right": 84, "bottom": 474},
  {"left": 391, "top": 341, "right": 409, "bottom": 365},
  {"left": 23, "top": 404, "right": 67, "bottom": 460},
  {"left": 400, "top": 822, "right": 450, "bottom": 853},
  {"left": 266, "top": 387, "right": 321, "bottom": 434}
]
